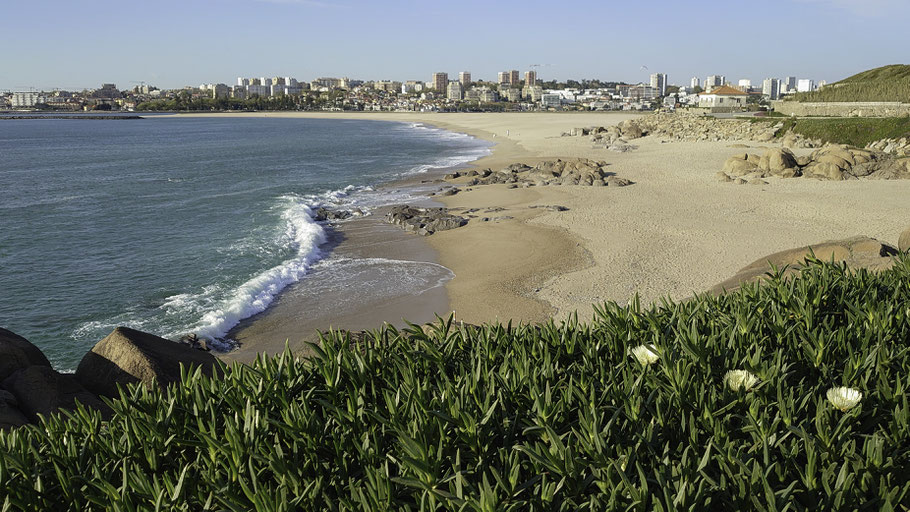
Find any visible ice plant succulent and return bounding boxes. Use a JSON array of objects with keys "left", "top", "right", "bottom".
[
  {"left": 630, "top": 344, "right": 659, "bottom": 365},
  {"left": 723, "top": 370, "right": 759, "bottom": 391},
  {"left": 826, "top": 386, "right": 863, "bottom": 412}
]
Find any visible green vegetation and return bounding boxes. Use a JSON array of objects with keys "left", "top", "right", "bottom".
[
  {"left": 786, "top": 64, "right": 910, "bottom": 103},
  {"left": 749, "top": 116, "right": 910, "bottom": 147},
  {"left": 3, "top": 257, "right": 910, "bottom": 510}
]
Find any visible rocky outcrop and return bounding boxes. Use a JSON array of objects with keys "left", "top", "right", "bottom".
[
  {"left": 0, "top": 328, "right": 52, "bottom": 381},
  {"left": 0, "top": 326, "right": 224, "bottom": 429},
  {"left": 314, "top": 207, "right": 363, "bottom": 222},
  {"left": 0, "top": 390, "right": 29, "bottom": 430},
  {"left": 712, "top": 236, "right": 898, "bottom": 294},
  {"left": 565, "top": 113, "right": 816, "bottom": 146},
  {"left": 718, "top": 145, "right": 908, "bottom": 182},
  {"left": 385, "top": 206, "right": 468, "bottom": 236},
  {"left": 866, "top": 137, "right": 910, "bottom": 157},
  {"left": 2, "top": 366, "right": 110, "bottom": 422},
  {"left": 76, "top": 327, "right": 221, "bottom": 398},
  {"left": 444, "top": 159, "right": 632, "bottom": 188},
  {"left": 899, "top": 227, "right": 910, "bottom": 253}
]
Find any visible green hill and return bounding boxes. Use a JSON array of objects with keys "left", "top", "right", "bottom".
[
  {"left": 786, "top": 64, "right": 910, "bottom": 102},
  {"left": 2, "top": 257, "right": 910, "bottom": 509}
]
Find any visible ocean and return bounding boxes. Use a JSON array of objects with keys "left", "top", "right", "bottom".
[{"left": 0, "top": 116, "right": 490, "bottom": 370}]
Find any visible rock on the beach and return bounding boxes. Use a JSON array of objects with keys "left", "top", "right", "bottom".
[
  {"left": 0, "top": 327, "right": 51, "bottom": 381},
  {"left": 723, "top": 155, "right": 760, "bottom": 176},
  {"left": 712, "top": 236, "right": 898, "bottom": 294},
  {"left": 314, "top": 207, "right": 354, "bottom": 222},
  {"left": 76, "top": 327, "right": 221, "bottom": 398},
  {"left": 385, "top": 205, "right": 468, "bottom": 236},
  {"left": 759, "top": 148, "right": 798, "bottom": 174},
  {"left": 899, "top": 227, "right": 910, "bottom": 252},
  {"left": 2, "top": 366, "right": 109, "bottom": 422}
]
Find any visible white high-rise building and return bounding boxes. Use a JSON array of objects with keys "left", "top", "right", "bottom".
[
  {"left": 762, "top": 78, "right": 780, "bottom": 100},
  {"left": 797, "top": 79, "right": 815, "bottom": 92},
  {"left": 738, "top": 79, "right": 752, "bottom": 90},
  {"left": 785, "top": 76, "right": 797, "bottom": 92},
  {"left": 237, "top": 77, "right": 250, "bottom": 86},
  {"left": 690, "top": 76, "right": 700, "bottom": 89},
  {"left": 705, "top": 75, "right": 725, "bottom": 91},
  {"left": 650, "top": 73, "right": 667, "bottom": 96}
]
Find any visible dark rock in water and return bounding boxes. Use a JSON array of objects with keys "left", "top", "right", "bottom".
[
  {"left": 0, "top": 327, "right": 52, "bottom": 381},
  {"left": 76, "top": 327, "right": 221, "bottom": 398},
  {"left": 441, "top": 188, "right": 460, "bottom": 196},
  {"left": 0, "top": 389, "right": 28, "bottom": 430},
  {"left": 314, "top": 207, "right": 354, "bottom": 222},
  {"left": 2, "top": 366, "right": 110, "bottom": 422},
  {"left": 385, "top": 205, "right": 468, "bottom": 236},
  {"left": 178, "top": 333, "right": 211, "bottom": 351}
]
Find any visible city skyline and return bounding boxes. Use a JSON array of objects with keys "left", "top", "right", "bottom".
[{"left": 2, "top": 0, "right": 909, "bottom": 91}]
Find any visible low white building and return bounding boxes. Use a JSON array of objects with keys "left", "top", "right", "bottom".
[
  {"left": 697, "top": 85, "right": 747, "bottom": 108},
  {"left": 11, "top": 91, "right": 45, "bottom": 108}
]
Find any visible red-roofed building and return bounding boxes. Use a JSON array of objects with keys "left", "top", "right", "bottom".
[{"left": 698, "top": 85, "right": 748, "bottom": 108}]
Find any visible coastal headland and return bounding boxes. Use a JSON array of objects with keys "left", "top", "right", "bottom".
[{"left": 174, "top": 112, "right": 910, "bottom": 362}]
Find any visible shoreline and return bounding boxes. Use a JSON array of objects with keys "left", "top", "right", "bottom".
[{"left": 168, "top": 112, "right": 910, "bottom": 363}]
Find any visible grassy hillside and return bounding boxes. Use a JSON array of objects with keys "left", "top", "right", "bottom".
[
  {"left": 750, "top": 116, "right": 910, "bottom": 146},
  {"left": 2, "top": 257, "right": 910, "bottom": 510},
  {"left": 786, "top": 64, "right": 910, "bottom": 103}
]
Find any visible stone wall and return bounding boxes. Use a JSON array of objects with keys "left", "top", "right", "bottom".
[{"left": 772, "top": 101, "right": 910, "bottom": 117}]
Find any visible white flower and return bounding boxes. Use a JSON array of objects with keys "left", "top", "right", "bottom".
[
  {"left": 724, "top": 370, "right": 759, "bottom": 391},
  {"left": 826, "top": 387, "right": 863, "bottom": 412},
  {"left": 630, "top": 345, "right": 659, "bottom": 365}
]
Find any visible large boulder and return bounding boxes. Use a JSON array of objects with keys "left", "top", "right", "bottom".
[
  {"left": 0, "top": 328, "right": 51, "bottom": 381},
  {"left": 0, "top": 390, "right": 29, "bottom": 430},
  {"left": 76, "top": 327, "right": 221, "bottom": 398},
  {"left": 723, "top": 155, "right": 760, "bottom": 176},
  {"left": 619, "top": 121, "right": 643, "bottom": 139},
  {"left": 2, "top": 366, "right": 109, "bottom": 422},
  {"left": 803, "top": 162, "right": 845, "bottom": 181},
  {"left": 759, "top": 148, "right": 798, "bottom": 174},
  {"left": 712, "top": 236, "right": 898, "bottom": 294},
  {"left": 900, "top": 227, "right": 910, "bottom": 253}
]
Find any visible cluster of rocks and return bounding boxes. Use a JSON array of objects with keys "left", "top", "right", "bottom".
[
  {"left": 564, "top": 113, "right": 824, "bottom": 148},
  {"left": 866, "top": 137, "right": 910, "bottom": 157},
  {"left": 1, "top": 327, "right": 220, "bottom": 430},
  {"left": 313, "top": 207, "right": 364, "bottom": 222},
  {"left": 719, "top": 145, "right": 910, "bottom": 183},
  {"left": 385, "top": 205, "right": 468, "bottom": 236},
  {"left": 444, "top": 159, "right": 632, "bottom": 188}
]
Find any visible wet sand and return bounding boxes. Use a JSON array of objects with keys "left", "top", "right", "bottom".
[{"left": 220, "top": 208, "right": 452, "bottom": 363}]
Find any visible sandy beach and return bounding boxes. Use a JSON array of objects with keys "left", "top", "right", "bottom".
[{"left": 175, "top": 111, "right": 910, "bottom": 359}]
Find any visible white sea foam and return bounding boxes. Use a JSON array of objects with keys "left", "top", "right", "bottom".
[{"left": 189, "top": 195, "right": 327, "bottom": 344}]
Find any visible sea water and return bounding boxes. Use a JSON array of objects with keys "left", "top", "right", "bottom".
[{"left": 0, "top": 116, "right": 489, "bottom": 370}]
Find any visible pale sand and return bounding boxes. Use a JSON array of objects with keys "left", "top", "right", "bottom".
[{"left": 172, "top": 111, "right": 910, "bottom": 330}]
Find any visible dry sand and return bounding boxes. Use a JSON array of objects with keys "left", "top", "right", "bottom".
[{"left": 173, "top": 111, "right": 910, "bottom": 342}]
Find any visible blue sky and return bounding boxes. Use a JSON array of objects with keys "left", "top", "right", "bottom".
[{"left": 2, "top": 0, "right": 908, "bottom": 91}]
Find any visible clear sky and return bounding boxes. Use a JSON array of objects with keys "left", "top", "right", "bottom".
[{"left": 2, "top": 0, "right": 908, "bottom": 91}]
